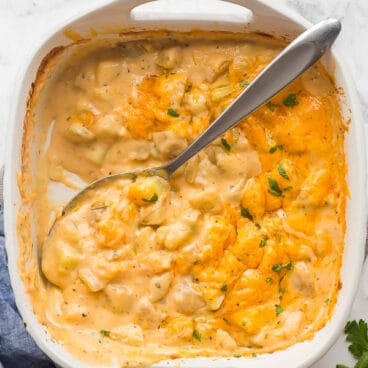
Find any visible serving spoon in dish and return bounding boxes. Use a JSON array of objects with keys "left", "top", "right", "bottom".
[{"left": 49, "top": 18, "right": 341, "bottom": 233}]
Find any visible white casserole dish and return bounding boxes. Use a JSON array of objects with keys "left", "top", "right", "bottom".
[{"left": 3, "top": 0, "right": 367, "bottom": 367}]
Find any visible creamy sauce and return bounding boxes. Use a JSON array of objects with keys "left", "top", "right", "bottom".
[{"left": 18, "top": 32, "right": 346, "bottom": 367}]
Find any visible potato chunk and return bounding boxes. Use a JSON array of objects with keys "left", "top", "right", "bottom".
[
  {"left": 109, "top": 324, "right": 144, "bottom": 346},
  {"left": 66, "top": 122, "right": 95, "bottom": 143},
  {"left": 207, "top": 55, "right": 230, "bottom": 79},
  {"left": 149, "top": 272, "right": 173, "bottom": 302},
  {"left": 97, "top": 217, "right": 126, "bottom": 248},
  {"left": 211, "top": 85, "right": 233, "bottom": 102},
  {"left": 82, "top": 141, "right": 108, "bottom": 166},
  {"left": 128, "top": 176, "right": 169, "bottom": 207},
  {"left": 156, "top": 222, "right": 192, "bottom": 250},
  {"left": 241, "top": 178, "right": 265, "bottom": 220},
  {"left": 188, "top": 189, "right": 223, "bottom": 214},
  {"left": 135, "top": 297, "right": 166, "bottom": 328},
  {"left": 153, "top": 131, "right": 187, "bottom": 159},
  {"left": 104, "top": 284, "right": 136, "bottom": 313},
  {"left": 78, "top": 256, "right": 118, "bottom": 292},
  {"left": 230, "top": 222, "right": 263, "bottom": 269},
  {"left": 42, "top": 240, "right": 81, "bottom": 288},
  {"left": 61, "top": 302, "right": 89, "bottom": 323},
  {"left": 230, "top": 303, "right": 275, "bottom": 335},
  {"left": 289, "top": 261, "right": 315, "bottom": 296},
  {"left": 128, "top": 140, "right": 153, "bottom": 161},
  {"left": 96, "top": 60, "right": 121, "bottom": 86},
  {"left": 156, "top": 46, "right": 182, "bottom": 69},
  {"left": 215, "top": 329, "right": 237, "bottom": 351},
  {"left": 142, "top": 251, "right": 173, "bottom": 274},
  {"left": 138, "top": 202, "right": 166, "bottom": 226},
  {"left": 170, "top": 280, "right": 205, "bottom": 314},
  {"left": 184, "top": 89, "right": 208, "bottom": 114},
  {"left": 298, "top": 169, "right": 331, "bottom": 207},
  {"left": 93, "top": 114, "right": 127, "bottom": 138},
  {"left": 199, "top": 284, "right": 225, "bottom": 311},
  {"left": 166, "top": 316, "right": 194, "bottom": 340},
  {"left": 135, "top": 226, "right": 159, "bottom": 253},
  {"left": 251, "top": 311, "right": 304, "bottom": 346}
]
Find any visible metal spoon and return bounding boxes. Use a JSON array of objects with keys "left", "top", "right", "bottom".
[{"left": 51, "top": 18, "right": 341, "bottom": 230}]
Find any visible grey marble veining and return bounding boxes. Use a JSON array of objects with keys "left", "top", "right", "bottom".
[{"left": 0, "top": 0, "right": 367, "bottom": 367}]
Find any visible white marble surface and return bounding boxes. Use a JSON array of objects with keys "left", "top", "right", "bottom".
[{"left": 0, "top": 0, "right": 367, "bottom": 367}]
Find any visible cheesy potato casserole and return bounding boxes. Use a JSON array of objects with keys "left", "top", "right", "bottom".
[{"left": 18, "top": 32, "right": 346, "bottom": 366}]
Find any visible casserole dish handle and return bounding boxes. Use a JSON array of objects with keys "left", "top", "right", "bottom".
[{"left": 75, "top": 0, "right": 305, "bottom": 37}]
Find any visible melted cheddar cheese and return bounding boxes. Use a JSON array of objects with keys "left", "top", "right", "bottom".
[{"left": 18, "top": 32, "right": 346, "bottom": 367}]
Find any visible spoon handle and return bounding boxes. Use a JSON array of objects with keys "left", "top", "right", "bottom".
[{"left": 165, "top": 18, "right": 341, "bottom": 175}]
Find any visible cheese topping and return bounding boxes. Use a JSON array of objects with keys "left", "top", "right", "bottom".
[{"left": 18, "top": 32, "right": 346, "bottom": 367}]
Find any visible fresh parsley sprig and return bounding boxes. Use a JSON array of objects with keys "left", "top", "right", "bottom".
[{"left": 337, "top": 319, "right": 368, "bottom": 368}]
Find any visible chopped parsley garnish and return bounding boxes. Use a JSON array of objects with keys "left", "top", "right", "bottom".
[
  {"left": 266, "top": 277, "right": 274, "bottom": 283},
  {"left": 277, "top": 163, "right": 290, "bottom": 180},
  {"left": 251, "top": 353, "right": 257, "bottom": 358},
  {"left": 337, "top": 319, "right": 368, "bottom": 368},
  {"left": 221, "top": 284, "right": 228, "bottom": 292},
  {"left": 284, "top": 262, "right": 293, "bottom": 270},
  {"left": 240, "top": 207, "right": 253, "bottom": 221},
  {"left": 221, "top": 137, "right": 231, "bottom": 151},
  {"left": 269, "top": 144, "right": 284, "bottom": 154},
  {"left": 325, "top": 298, "right": 330, "bottom": 305},
  {"left": 346, "top": 320, "right": 368, "bottom": 358},
  {"left": 193, "top": 329, "right": 202, "bottom": 342},
  {"left": 275, "top": 304, "right": 283, "bottom": 316},
  {"left": 283, "top": 186, "right": 293, "bottom": 191},
  {"left": 234, "top": 355, "right": 242, "bottom": 358},
  {"left": 266, "top": 101, "right": 277, "bottom": 111},
  {"left": 268, "top": 177, "right": 283, "bottom": 197},
  {"left": 240, "top": 80, "right": 249, "bottom": 87},
  {"left": 142, "top": 193, "right": 159, "bottom": 203},
  {"left": 223, "top": 318, "right": 231, "bottom": 326},
  {"left": 283, "top": 93, "right": 299, "bottom": 107},
  {"left": 259, "top": 237, "right": 267, "bottom": 248},
  {"left": 272, "top": 263, "right": 283, "bottom": 273},
  {"left": 279, "top": 287, "right": 286, "bottom": 293},
  {"left": 272, "top": 262, "right": 292, "bottom": 273},
  {"left": 100, "top": 329, "right": 110, "bottom": 337},
  {"left": 167, "top": 108, "right": 179, "bottom": 117}
]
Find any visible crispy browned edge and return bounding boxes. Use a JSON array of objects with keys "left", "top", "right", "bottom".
[{"left": 20, "top": 46, "right": 64, "bottom": 199}]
